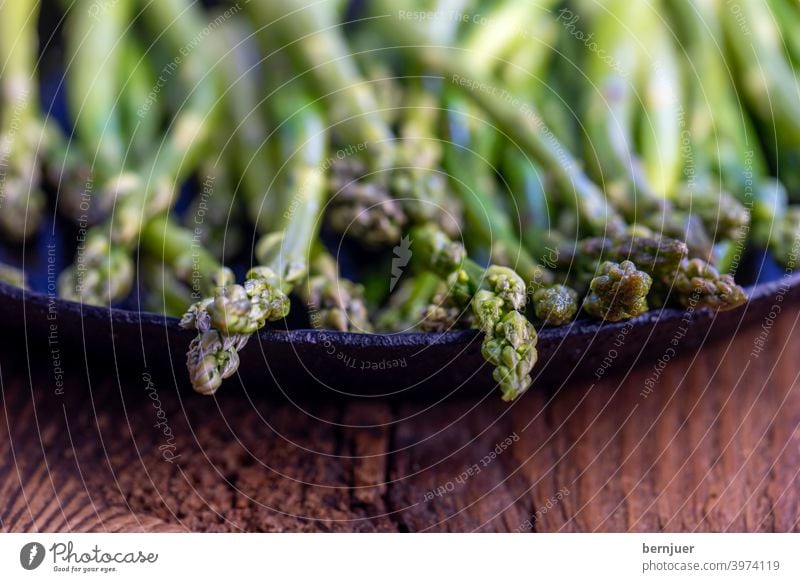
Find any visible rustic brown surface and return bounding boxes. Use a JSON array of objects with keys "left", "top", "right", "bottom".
[{"left": 1, "top": 302, "right": 799, "bottom": 532}]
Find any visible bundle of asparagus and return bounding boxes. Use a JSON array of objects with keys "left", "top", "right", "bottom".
[{"left": 5, "top": 0, "right": 800, "bottom": 400}]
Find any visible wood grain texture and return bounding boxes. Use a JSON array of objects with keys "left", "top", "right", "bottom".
[{"left": 1, "top": 302, "right": 798, "bottom": 532}]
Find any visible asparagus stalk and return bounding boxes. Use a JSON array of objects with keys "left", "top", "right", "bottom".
[
  {"left": 569, "top": 234, "right": 747, "bottom": 311},
  {"left": 507, "top": 37, "right": 577, "bottom": 154},
  {"left": 671, "top": 258, "right": 748, "bottom": 310},
  {"left": 440, "top": 88, "right": 579, "bottom": 325},
  {"left": 498, "top": 138, "right": 572, "bottom": 256},
  {"left": 640, "top": 4, "right": 749, "bottom": 246},
  {"left": 375, "top": 271, "right": 444, "bottom": 332},
  {"left": 489, "top": 9, "right": 573, "bottom": 271},
  {"left": 666, "top": 0, "right": 762, "bottom": 251},
  {"left": 119, "top": 34, "right": 162, "bottom": 168},
  {"left": 181, "top": 81, "right": 328, "bottom": 395},
  {"left": 58, "top": 232, "right": 135, "bottom": 304},
  {"left": 641, "top": 1, "right": 749, "bottom": 250},
  {"left": 245, "top": 0, "right": 394, "bottom": 171},
  {"left": 393, "top": 79, "right": 461, "bottom": 236},
  {"left": 380, "top": 0, "right": 470, "bottom": 237},
  {"left": 349, "top": 35, "right": 405, "bottom": 127},
  {"left": 573, "top": 0, "right": 707, "bottom": 254},
  {"left": 111, "top": 0, "right": 222, "bottom": 245},
  {"left": 577, "top": 0, "right": 645, "bottom": 187},
  {"left": 750, "top": 179, "right": 800, "bottom": 267},
  {"left": 140, "top": 214, "right": 232, "bottom": 301},
  {"left": 300, "top": 246, "right": 372, "bottom": 333},
  {"left": 720, "top": 0, "right": 800, "bottom": 151},
  {"left": 214, "top": 19, "right": 280, "bottom": 238},
  {"left": 182, "top": 19, "right": 255, "bottom": 262},
  {"left": 669, "top": 0, "right": 767, "bottom": 192},
  {"left": 498, "top": 8, "right": 559, "bottom": 96},
  {"left": 460, "top": 0, "right": 552, "bottom": 78},
  {"left": 0, "top": 0, "right": 45, "bottom": 240},
  {"left": 326, "top": 157, "right": 408, "bottom": 247},
  {"left": 442, "top": 89, "right": 554, "bottom": 288},
  {"left": 141, "top": 258, "right": 197, "bottom": 318},
  {"left": 583, "top": 260, "right": 653, "bottom": 322},
  {"left": 246, "top": 2, "right": 409, "bottom": 247},
  {"left": 427, "top": 7, "right": 580, "bottom": 326},
  {"left": 720, "top": 0, "right": 800, "bottom": 201},
  {"left": 767, "top": 0, "right": 800, "bottom": 72},
  {"left": 411, "top": 224, "right": 537, "bottom": 401},
  {"left": 368, "top": 0, "right": 626, "bottom": 236},
  {"left": 64, "top": 0, "right": 131, "bottom": 184},
  {"left": 637, "top": 1, "right": 683, "bottom": 200},
  {"left": 186, "top": 143, "right": 242, "bottom": 262},
  {"left": 572, "top": 235, "right": 689, "bottom": 282},
  {"left": 59, "top": 0, "right": 222, "bottom": 305},
  {"left": 42, "top": 120, "right": 95, "bottom": 226},
  {"left": 248, "top": 0, "right": 466, "bottom": 249}
]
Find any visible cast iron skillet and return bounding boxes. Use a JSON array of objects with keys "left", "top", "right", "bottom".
[
  {"left": 5, "top": 6, "right": 798, "bottom": 398},
  {"left": 2, "top": 243, "right": 798, "bottom": 398}
]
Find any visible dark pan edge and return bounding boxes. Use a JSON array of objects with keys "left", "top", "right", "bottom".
[{"left": 4, "top": 270, "right": 799, "bottom": 347}]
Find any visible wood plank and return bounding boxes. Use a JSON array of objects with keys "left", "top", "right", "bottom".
[{"left": 1, "top": 303, "right": 799, "bottom": 532}]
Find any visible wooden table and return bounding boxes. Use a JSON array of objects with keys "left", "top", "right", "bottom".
[{"left": 2, "top": 302, "right": 799, "bottom": 532}]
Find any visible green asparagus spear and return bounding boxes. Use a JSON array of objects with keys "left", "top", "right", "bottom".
[
  {"left": 213, "top": 19, "right": 280, "bottom": 239},
  {"left": 571, "top": 233, "right": 746, "bottom": 310},
  {"left": 498, "top": 7, "right": 559, "bottom": 96},
  {"left": 140, "top": 214, "right": 232, "bottom": 301},
  {"left": 670, "top": 257, "right": 748, "bottom": 310},
  {"left": 58, "top": 232, "right": 135, "bottom": 304},
  {"left": 41, "top": 120, "right": 94, "bottom": 226},
  {"left": 111, "top": 0, "right": 222, "bottom": 245},
  {"left": 141, "top": 258, "right": 198, "bottom": 318},
  {"left": 64, "top": 0, "right": 131, "bottom": 183},
  {"left": 376, "top": 271, "right": 447, "bottom": 331},
  {"left": 571, "top": 0, "right": 709, "bottom": 254},
  {"left": 637, "top": 0, "right": 683, "bottom": 200},
  {"left": 767, "top": 0, "right": 800, "bottom": 71},
  {"left": 246, "top": 0, "right": 393, "bottom": 171},
  {"left": 301, "top": 246, "right": 372, "bottom": 333},
  {"left": 721, "top": 0, "right": 800, "bottom": 200},
  {"left": 720, "top": 0, "right": 800, "bottom": 151},
  {"left": 532, "top": 285, "right": 579, "bottom": 325},
  {"left": 583, "top": 260, "right": 652, "bottom": 322},
  {"left": 183, "top": 19, "right": 254, "bottom": 262},
  {"left": 0, "top": 0, "right": 45, "bottom": 240},
  {"left": 411, "top": 223, "right": 537, "bottom": 400},
  {"left": 247, "top": 0, "right": 468, "bottom": 246},
  {"left": 442, "top": 90, "right": 554, "bottom": 288},
  {"left": 574, "top": 235, "right": 689, "bottom": 282},
  {"left": 119, "top": 34, "right": 162, "bottom": 168},
  {"left": 461, "top": 0, "right": 552, "bottom": 78},
  {"left": 393, "top": 79, "right": 462, "bottom": 236},
  {"left": 501, "top": 148, "right": 553, "bottom": 250},
  {"left": 246, "top": 3, "right": 410, "bottom": 247},
  {"left": 579, "top": 0, "right": 647, "bottom": 189},
  {"left": 181, "top": 80, "right": 328, "bottom": 395},
  {"left": 669, "top": 0, "right": 767, "bottom": 193},
  {"left": 349, "top": 38, "right": 405, "bottom": 128},
  {"left": 59, "top": 0, "right": 222, "bottom": 305},
  {"left": 327, "top": 159, "right": 409, "bottom": 247},
  {"left": 186, "top": 147, "right": 242, "bottom": 262},
  {"left": 667, "top": 0, "right": 765, "bottom": 253},
  {"left": 368, "top": 0, "right": 626, "bottom": 236}
]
